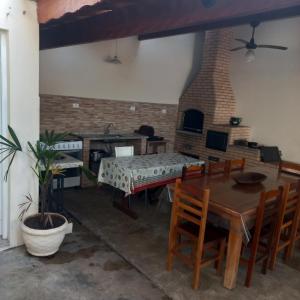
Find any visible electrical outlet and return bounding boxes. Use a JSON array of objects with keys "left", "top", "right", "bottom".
[
  {"left": 72, "top": 103, "right": 80, "bottom": 109},
  {"left": 129, "top": 105, "right": 136, "bottom": 112},
  {"left": 161, "top": 109, "right": 167, "bottom": 114}
]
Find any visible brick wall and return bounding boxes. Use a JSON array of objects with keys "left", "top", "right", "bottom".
[
  {"left": 40, "top": 94, "right": 178, "bottom": 151},
  {"left": 175, "top": 28, "right": 275, "bottom": 169}
]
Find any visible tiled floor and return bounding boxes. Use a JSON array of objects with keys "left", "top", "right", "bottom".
[{"left": 65, "top": 186, "right": 300, "bottom": 300}]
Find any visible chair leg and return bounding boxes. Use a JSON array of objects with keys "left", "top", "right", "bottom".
[
  {"left": 192, "top": 262, "right": 201, "bottom": 290},
  {"left": 156, "top": 197, "right": 164, "bottom": 212},
  {"left": 245, "top": 259, "right": 255, "bottom": 288},
  {"left": 167, "top": 231, "right": 177, "bottom": 271},
  {"left": 261, "top": 256, "right": 269, "bottom": 275},
  {"left": 285, "top": 236, "right": 296, "bottom": 261},
  {"left": 144, "top": 189, "right": 148, "bottom": 208},
  {"left": 269, "top": 227, "right": 282, "bottom": 270},
  {"left": 216, "top": 239, "right": 226, "bottom": 276},
  {"left": 269, "top": 249, "right": 277, "bottom": 271}
]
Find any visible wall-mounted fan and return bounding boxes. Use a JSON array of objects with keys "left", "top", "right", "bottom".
[{"left": 231, "top": 21, "right": 288, "bottom": 62}]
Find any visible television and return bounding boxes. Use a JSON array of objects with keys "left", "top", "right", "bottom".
[{"left": 206, "top": 130, "right": 228, "bottom": 152}]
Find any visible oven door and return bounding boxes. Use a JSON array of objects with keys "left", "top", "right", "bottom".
[
  {"left": 53, "top": 149, "right": 83, "bottom": 189},
  {"left": 61, "top": 149, "right": 83, "bottom": 160},
  {"left": 53, "top": 167, "right": 81, "bottom": 189}
]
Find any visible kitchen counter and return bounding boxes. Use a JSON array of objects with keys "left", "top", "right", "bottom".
[
  {"left": 72, "top": 133, "right": 147, "bottom": 142},
  {"left": 78, "top": 132, "right": 148, "bottom": 187}
]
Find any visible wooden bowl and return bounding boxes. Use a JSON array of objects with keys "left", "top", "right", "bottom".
[{"left": 233, "top": 172, "right": 267, "bottom": 185}]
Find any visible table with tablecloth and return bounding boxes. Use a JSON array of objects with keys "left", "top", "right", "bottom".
[{"left": 98, "top": 153, "right": 204, "bottom": 194}]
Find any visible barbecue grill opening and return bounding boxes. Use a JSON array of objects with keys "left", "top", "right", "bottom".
[{"left": 181, "top": 109, "right": 204, "bottom": 133}]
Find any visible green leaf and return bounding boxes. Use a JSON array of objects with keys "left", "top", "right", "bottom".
[
  {"left": 8, "top": 125, "right": 22, "bottom": 151},
  {"left": 0, "top": 134, "right": 16, "bottom": 148},
  {"left": 4, "top": 151, "right": 16, "bottom": 181}
]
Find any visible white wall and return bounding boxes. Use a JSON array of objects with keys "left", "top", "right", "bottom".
[
  {"left": 40, "top": 34, "right": 197, "bottom": 104},
  {"left": 0, "top": 0, "right": 39, "bottom": 246},
  {"left": 231, "top": 17, "right": 300, "bottom": 163}
]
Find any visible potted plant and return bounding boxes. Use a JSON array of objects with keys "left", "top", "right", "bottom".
[{"left": 0, "top": 127, "right": 69, "bottom": 256}]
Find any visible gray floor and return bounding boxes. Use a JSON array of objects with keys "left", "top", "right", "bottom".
[
  {"left": 64, "top": 186, "right": 300, "bottom": 300},
  {"left": 0, "top": 222, "right": 169, "bottom": 300},
  {"left": 1, "top": 186, "right": 300, "bottom": 300}
]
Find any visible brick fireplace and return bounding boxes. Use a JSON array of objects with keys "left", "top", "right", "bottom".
[{"left": 175, "top": 29, "right": 274, "bottom": 169}]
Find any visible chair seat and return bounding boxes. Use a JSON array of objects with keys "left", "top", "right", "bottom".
[{"left": 178, "top": 222, "right": 227, "bottom": 242}]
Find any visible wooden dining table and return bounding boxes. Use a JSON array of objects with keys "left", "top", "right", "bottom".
[{"left": 173, "top": 166, "right": 297, "bottom": 290}]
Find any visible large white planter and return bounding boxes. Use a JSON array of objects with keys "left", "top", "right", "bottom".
[{"left": 21, "top": 213, "right": 68, "bottom": 257}]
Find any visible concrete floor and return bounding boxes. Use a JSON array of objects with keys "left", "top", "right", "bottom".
[
  {"left": 0, "top": 222, "right": 169, "bottom": 300},
  {"left": 1, "top": 186, "right": 299, "bottom": 300},
  {"left": 64, "top": 186, "right": 300, "bottom": 300}
]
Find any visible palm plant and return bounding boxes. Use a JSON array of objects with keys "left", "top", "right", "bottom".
[{"left": 0, "top": 126, "right": 68, "bottom": 228}]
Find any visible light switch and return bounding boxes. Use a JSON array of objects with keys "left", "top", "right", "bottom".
[{"left": 72, "top": 103, "right": 80, "bottom": 109}]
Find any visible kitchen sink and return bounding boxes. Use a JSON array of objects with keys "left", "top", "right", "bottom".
[{"left": 101, "top": 134, "right": 122, "bottom": 138}]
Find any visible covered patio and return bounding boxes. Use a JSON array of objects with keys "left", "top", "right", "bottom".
[{"left": 1, "top": 0, "right": 300, "bottom": 299}]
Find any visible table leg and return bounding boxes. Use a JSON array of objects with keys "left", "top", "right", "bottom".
[
  {"left": 223, "top": 217, "right": 243, "bottom": 290},
  {"left": 113, "top": 195, "right": 138, "bottom": 219}
]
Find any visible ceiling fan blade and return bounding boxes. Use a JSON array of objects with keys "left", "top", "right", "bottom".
[
  {"left": 258, "top": 45, "right": 288, "bottom": 50},
  {"left": 235, "top": 38, "right": 248, "bottom": 44},
  {"left": 231, "top": 46, "right": 246, "bottom": 52}
]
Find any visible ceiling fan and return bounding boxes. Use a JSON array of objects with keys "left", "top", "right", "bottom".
[{"left": 231, "top": 21, "right": 288, "bottom": 62}]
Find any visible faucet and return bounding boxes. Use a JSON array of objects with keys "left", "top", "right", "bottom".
[{"left": 104, "top": 123, "right": 114, "bottom": 135}]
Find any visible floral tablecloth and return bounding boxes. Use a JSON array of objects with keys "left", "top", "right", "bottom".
[{"left": 98, "top": 153, "right": 205, "bottom": 194}]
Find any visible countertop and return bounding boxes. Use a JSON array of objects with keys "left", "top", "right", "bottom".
[{"left": 72, "top": 133, "right": 147, "bottom": 141}]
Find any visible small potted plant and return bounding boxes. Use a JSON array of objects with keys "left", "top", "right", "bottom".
[{"left": 0, "top": 127, "right": 69, "bottom": 256}]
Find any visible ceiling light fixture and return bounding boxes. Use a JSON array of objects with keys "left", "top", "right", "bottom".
[
  {"left": 104, "top": 40, "right": 122, "bottom": 64},
  {"left": 245, "top": 49, "right": 255, "bottom": 63}
]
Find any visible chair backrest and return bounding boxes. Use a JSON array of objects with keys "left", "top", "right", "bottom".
[
  {"left": 208, "top": 161, "right": 230, "bottom": 176},
  {"left": 251, "top": 187, "right": 284, "bottom": 252},
  {"left": 277, "top": 181, "right": 300, "bottom": 235},
  {"left": 171, "top": 179, "right": 209, "bottom": 244},
  {"left": 279, "top": 161, "right": 300, "bottom": 177},
  {"left": 182, "top": 165, "right": 206, "bottom": 180},
  {"left": 115, "top": 146, "right": 134, "bottom": 158},
  {"left": 228, "top": 158, "right": 246, "bottom": 173}
]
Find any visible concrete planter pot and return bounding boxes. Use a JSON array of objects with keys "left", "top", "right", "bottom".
[{"left": 21, "top": 213, "right": 68, "bottom": 257}]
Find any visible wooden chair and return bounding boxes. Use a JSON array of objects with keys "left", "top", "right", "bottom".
[
  {"left": 278, "top": 161, "right": 300, "bottom": 177},
  {"left": 115, "top": 146, "right": 134, "bottom": 158},
  {"left": 207, "top": 161, "right": 230, "bottom": 176},
  {"left": 240, "top": 187, "right": 284, "bottom": 287},
  {"left": 228, "top": 158, "right": 246, "bottom": 173},
  {"left": 182, "top": 165, "right": 206, "bottom": 180},
  {"left": 167, "top": 179, "right": 227, "bottom": 289},
  {"left": 269, "top": 181, "right": 300, "bottom": 269}
]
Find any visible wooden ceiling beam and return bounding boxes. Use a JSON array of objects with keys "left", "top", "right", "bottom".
[
  {"left": 38, "top": 0, "right": 103, "bottom": 24},
  {"left": 39, "top": 0, "right": 300, "bottom": 50},
  {"left": 139, "top": 5, "right": 300, "bottom": 40}
]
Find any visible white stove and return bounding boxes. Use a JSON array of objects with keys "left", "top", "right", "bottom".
[
  {"left": 53, "top": 141, "right": 83, "bottom": 151},
  {"left": 52, "top": 138, "right": 83, "bottom": 188}
]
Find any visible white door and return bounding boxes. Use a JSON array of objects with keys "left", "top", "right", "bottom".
[{"left": 0, "top": 31, "right": 8, "bottom": 239}]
